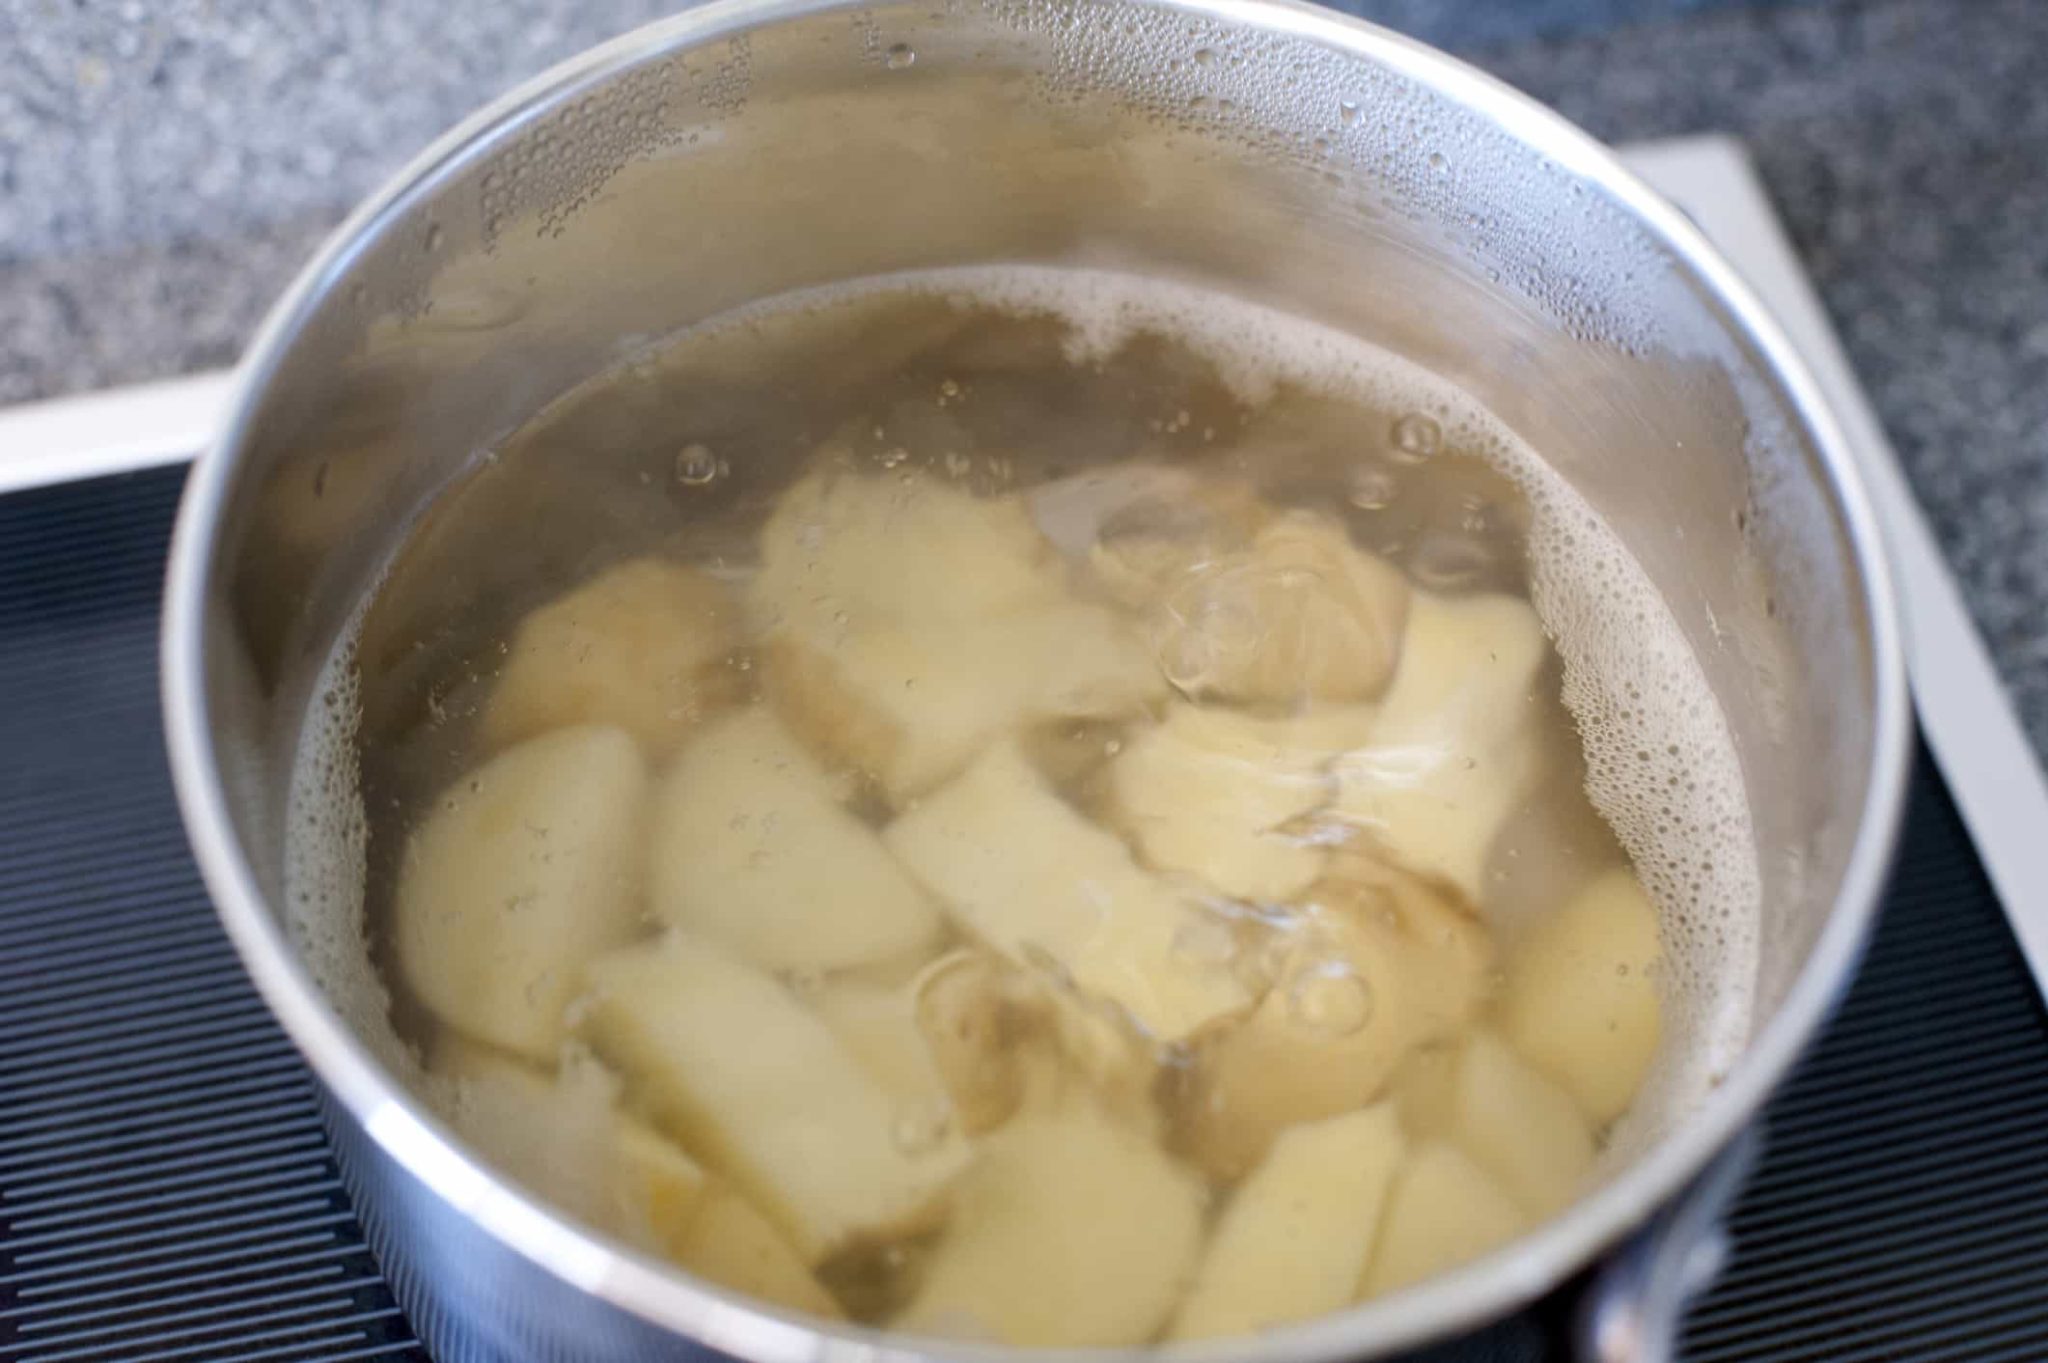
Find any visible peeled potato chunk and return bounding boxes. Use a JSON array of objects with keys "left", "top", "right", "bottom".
[
  {"left": 766, "top": 604, "right": 1163, "bottom": 802},
  {"left": 753, "top": 467, "right": 1063, "bottom": 631},
  {"left": 1496, "top": 867, "right": 1664, "bottom": 1124},
  {"left": 884, "top": 740, "right": 1252, "bottom": 1043},
  {"left": 1397, "top": 1031, "right": 1593, "bottom": 1220},
  {"left": 648, "top": 707, "right": 942, "bottom": 973},
  {"left": 752, "top": 469, "right": 1164, "bottom": 800},
  {"left": 897, "top": 1107, "right": 1206, "bottom": 1346},
  {"left": 668, "top": 1182, "right": 844, "bottom": 1319},
  {"left": 481, "top": 557, "right": 739, "bottom": 756},
  {"left": 396, "top": 725, "right": 648, "bottom": 1062},
  {"left": 1330, "top": 591, "right": 1549, "bottom": 900},
  {"left": 1171, "top": 1104, "right": 1405, "bottom": 1340},
  {"left": 1144, "top": 510, "right": 1410, "bottom": 706},
  {"left": 1363, "top": 1143, "right": 1526, "bottom": 1297},
  {"left": 911, "top": 951, "right": 1030, "bottom": 1135},
  {"left": 1108, "top": 702, "right": 1380, "bottom": 903},
  {"left": 579, "top": 933, "right": 968, "bottom": 1262},
  {"left": 1178, "top": 856, "right": 1491, "bottom": 1178}
]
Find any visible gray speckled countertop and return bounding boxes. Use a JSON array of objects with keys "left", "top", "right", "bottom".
[{"left": 5, "top": 0, "right": 2046, "bottom": 752}]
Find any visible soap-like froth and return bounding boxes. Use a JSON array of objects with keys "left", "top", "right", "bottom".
[{"left": 284, "top": 263, "right": 1759, "bottom": 1159}]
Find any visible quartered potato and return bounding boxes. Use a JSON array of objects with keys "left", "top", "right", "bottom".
[
  {"left": 480, "top": 557, "right": 740, "bottom": 756},
  {"left": 667, "top": 1182, "right": 845, "bottom": 1319},
  {"left": 428, "top": 1031, "right": 836, "bottom": 1313},
  {"left": 648, "top": 707, "right": 943, "bottom": 974},
  {"left": 1362, "top": 1142, "right": 1526, "bottom": 1298},
  {"left": 766, "top": 604, "right": 1163, "bottom": 803},
  {"left": 897, "top": 1107, "right": 1206, "bottom": 1347},
  {"left": 578, "top": 933, "right": 969, "bottom": 1263},
  {"left": 1108, "top": 702, "right": 1379, "bottom": 903},
  {"left": 1393, "top": 1031, "right": 1592, "bottom": 1220},
  {"left": 1144, "top": 510, "right": 1410, "bottom": 706},
  {"left": 1171, "top": 1103, "right": 1405, "bottom": 1339},
  {"left": 1330, "top": 591, "right": 1549, "bottom": 900},
  {"left": 1496, "top": 867, "right": 1664, "bottom": 1124},
  {"left": 1178, "top": 856, "right": 1491, "bottom": 1178},
  {"left": 884, "top": 740, "right": 1252, "bottom": 1043},
  {"left": 395, "top": 725, "right": 649, "bottom": 1062},
  {"left": 753, "top": 469, "right": 1165, "bottom": 801}
]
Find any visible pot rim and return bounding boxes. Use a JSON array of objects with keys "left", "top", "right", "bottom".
[{"left": 161, "top": 0, "right": 1911, "bottom": 1357}]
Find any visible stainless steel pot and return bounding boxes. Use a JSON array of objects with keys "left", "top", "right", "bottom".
[{"left": 161, "top": 1, "right": 1910, "bottom": 1359}]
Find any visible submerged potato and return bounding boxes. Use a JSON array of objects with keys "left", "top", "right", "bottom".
[
  {"left": 1363, "top": 1142, "right": 1526, "bottom": 1297},
  {"left": 898, "top": 1107, "right": 1206, "bottom": 1346},
  {"left": 428, "top": 1032, "right": 832, "bottom": 1315},
  {"left": 1496, "top": 867, "right": 1664, "bottom": 1124},
  {"left": 1393, "top": 1031, "right": 1593, "bottom": 1220},
  {"left": 884, "top": 740, "right": 1252, "bottom": 1044},
  {"left": 1178, "top": 855, "right": 1491, "bottom": 1179},
  {"left": 1143, "top": 510, "right": 1410, "bottom": 706},
  {"left": 481, "top": 557, "right": 739, "bottom": 756},
  {"left": 1108, "top": 702, "right": 1379, "bottom": 903},
  {"left": 648, "top": 707, "right": 943, "bottom": 974},
  {"left": 395, "top": 725, "right": 648, "bottom": 1062},
  {"left": 1331, "top": 591, "right": 1549, "bottom": 900},
  {"left": 1171, "top": 1104, "right": 1405, "bottom": 1339},
  {"left": 578, "top": 933, "right": 969, "bottom": 1263}
]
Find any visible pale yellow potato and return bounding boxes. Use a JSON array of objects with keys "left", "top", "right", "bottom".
[
  {"left": 897, "top": 1108, "right": 1206, "bottom": 1347},
  {"left": 395, "top": 725, "right": 648, "bottom": 1062},
  {"left": 666, "top": 1182, "right": 844, "bottom": 1319},
  {"left": 752, "top": 468, "right": 1064, "bottom": 634},
  {"left": 1177, "top": 857, "right": 1491, "bottom": 1179},
  {"left": 481, "top": 557, "right": 740, "bottom": 756},
  {"left": 1330, "top": 591, "right": 1549, "bottom": 900},
  {"left": 765, "top": 602, "right": 1164, "bottom": 802},
  {"left": 884, "top": 741, "right": 1252, "bottom": 1043},
  {"left": 579, "top": 933, "right": 968, "bottom": 1262},
  {"left": 1145, "top": 510, "right": 1409, "bottom": 706},
  {"left": 1171, "top": 1104, "right": 1405, "bottom": 1340},
  {"left": 1399, "top": 1032, "right": 1593, "bottom": 1220},
  {"left": 1495, "top": 867, "right": 1664, "bottom": 1124},
  {"left": 1362, "top": 1143, "right": 1526, "bottom": 1297},
  {"left": 1108, "top": 702, "right": 1379, "bottom": 903},
  {"left": 648, "top": 707, "right": 942, "bottom": 973}
]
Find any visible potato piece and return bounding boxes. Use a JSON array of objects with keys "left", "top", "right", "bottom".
[
  {"left": 1108, "top": 703, "right": 1379, "bottom": 903},
  {"left": 396, "top": 725, "right": 648, "bottom": 1062},
  {"left": 753, "top": 468, "right": 1063, "bottom": 633},
  {"left": 1399, "top": 1032, "right": 1593, "bottom": 1220},
  {"left": 1178, "top": 857, "right": 1491, "bottom": 1178},
  {"left": 1496, "top": 868, "right": 1664, "bottom": 1124},
  {"left": 884, "top": 741, "right": 1252, "bottom": 1043},
  {"left": 897, "top": 1108, "right": 1206, "bottom": 1346},
  {"left": 1330, "top": 591, "right": 1549, "bottom": 900},
  {"left": 667, "top": 1182, "right": 844, "bottom": 1319},
  {"left": 648, "top": 707, "right": 942, "bottom": 973},
  {"left": 1171, "top": 1104, "right": 1405, "bottom": 1340},
  {"left": 1362, "top": 1143, "right": 1526, "bottom": 1297},
  {"left": 481, "top": 558, "right": 739, "bottom": 756},
  {"left": 579, "top": 934, "right": 968, "bottom": 1262},
  {"left": 1144, "top": 511, "right": 1409, "bottom": 705},
  {"left": 766, "top": 602, "right": 1164, "bottom": 802}
]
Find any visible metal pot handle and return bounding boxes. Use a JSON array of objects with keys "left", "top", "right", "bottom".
[{"left": 1573, "top": 1126, "right": 1764, "bottom": 1363}]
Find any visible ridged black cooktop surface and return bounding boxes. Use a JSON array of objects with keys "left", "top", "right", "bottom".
[{"left": 4, "top": 467, "right": 2045, "bottom": 1363}]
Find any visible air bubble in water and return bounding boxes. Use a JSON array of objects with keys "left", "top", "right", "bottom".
[
  {"left": 1427, "top": 151, "right": 1449, "bottom": 175},
  {"left": 1192, "top": 47, "right": 1216, "bottom": 66},
  {"left": 884, "top": 43, "right": 916, "bottom": 69},
  {"left": 1388, "top": 412, "right": 1442, "bottom": 463},
  {"left": 676, "top": 443, "right": 719, "bottom": 485},
  {"left": 1408, "top": 532, "right": 1494, "bottom": 590},
  {"left": 1348, "top": 464, "right": 1398, "bottom": 510}
]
